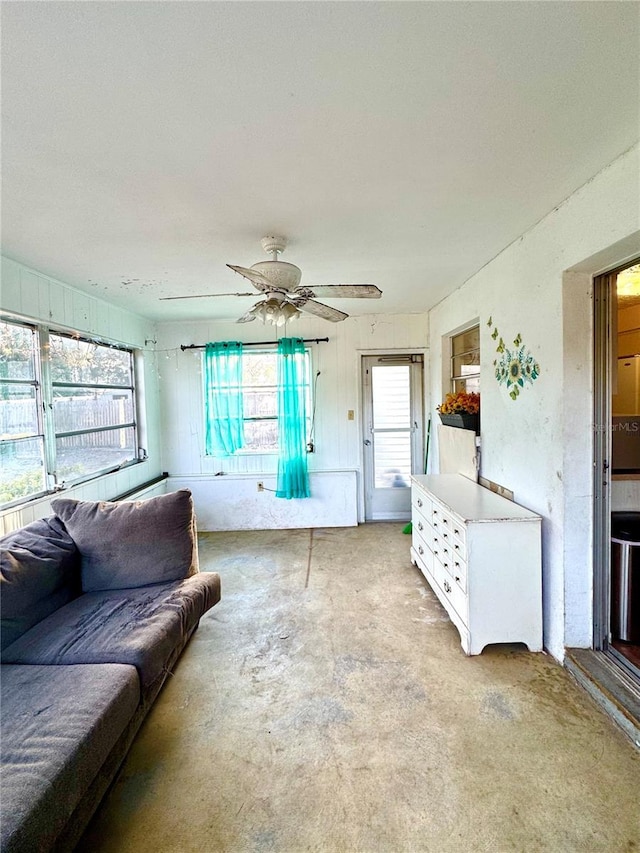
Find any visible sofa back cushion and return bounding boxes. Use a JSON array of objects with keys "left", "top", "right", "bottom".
[
  {"left": 51, "top": 489, "right": 199, "bottom": 592},
  {"left": 0, "top": 516, "right": 81, "bottom": 650}
]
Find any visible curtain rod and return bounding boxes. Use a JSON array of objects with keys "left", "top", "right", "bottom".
[{"left": 180, "top": 338, "right": 329, "bottom": 351}]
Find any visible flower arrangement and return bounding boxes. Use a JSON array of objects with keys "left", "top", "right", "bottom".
[{"left": 437, "top": 391, "right": 480, "bottom": 415}]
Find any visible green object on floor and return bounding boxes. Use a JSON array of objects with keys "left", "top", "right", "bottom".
[{"left": 402, "top": 522, "right": 412, "bottom": 534}]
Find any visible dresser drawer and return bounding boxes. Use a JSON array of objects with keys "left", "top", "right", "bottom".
[
  {"left": 412, "top": 530, "right": 431, "bottom": 563},
  {"left": 433, "top": 553, "right": 467, "bottom": 623},
  {"left": 432, "top": 504, "right": 466, "bottom": 547},
  {"left": 449, "top": 552, "right": 467, "bottom": 593},
  {"left": 441, "top": 540, "right": 466, "bottom": 581},
  {"left": 412, "top": 491, "right": 432, "bottom": 520},
  {"left": 413, "top": 512, "right": 430, "bottom": 541}
]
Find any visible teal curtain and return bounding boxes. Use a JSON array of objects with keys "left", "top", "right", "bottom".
[
  {"left": 276, "top": 337, "right": 310, "bottom": 499},
  {"left": 203, "top": 342, "right": 244, "bottom": 456}
]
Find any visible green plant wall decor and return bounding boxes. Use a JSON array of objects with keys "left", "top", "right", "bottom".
[{"left": 487, "top": 317, "right": 540, "bottom": 400}]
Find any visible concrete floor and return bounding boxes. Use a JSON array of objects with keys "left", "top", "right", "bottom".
[{"left": 78, "top": 524, "right": 640, "bottom": 853}]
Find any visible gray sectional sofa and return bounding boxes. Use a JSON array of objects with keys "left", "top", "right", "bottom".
[{"left": 0, "top": 489, "right": 221, "bottom": 853}]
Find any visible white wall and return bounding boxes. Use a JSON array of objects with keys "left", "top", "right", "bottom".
[
  {"left": 0, "top": 256, "right": 164, "bottom": 533},
  {"left": 428, "top": 144, "right": 640, "bottom": 661},
  {"left": 155, "top": 313, "right": 428, "bottom": 528}
]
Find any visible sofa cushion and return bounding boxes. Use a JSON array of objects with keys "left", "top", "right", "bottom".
[
  {"left": 0, "top": 516, "right": 80, "bottom": 651},
  {"left": 0, "top": 663, "right": 139, "bottom": 853},
  {"left": 51, "top": 489, "right": 199, "bottom": 592},
  {"left": 2, "top": 572, "right": 221, "bottom": 691}
]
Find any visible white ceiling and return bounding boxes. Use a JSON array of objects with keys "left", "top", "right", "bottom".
[{"left": 2, "top": 1, "right": 638, "bottom": 324}]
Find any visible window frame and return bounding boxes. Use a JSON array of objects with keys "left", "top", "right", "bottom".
[
  {"left": 236, "top": 348, "right": 280, "bottom": 455},
  {"left": 0, "top": 320, "right": 49, "bottom": 505},
  {"left": 0, "top": 316, "right": 142, "bottom": 508},
  {"left": 450, "top": 324, "right": 480, "bottom": 394},
  {"left": 203, "top": 346, "right": 313, "bottom": 456}
]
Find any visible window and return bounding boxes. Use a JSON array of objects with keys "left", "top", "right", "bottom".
[
  {"left": 451, "top": 325, "right": 480, "bottom": 393},
  {"left": 0, "top": 321, "right": 46, "bottom": 503},
  {"left": 242, "top": 350, "right": 280, "bottom": 452},
  {"left": 49, "top": 333, "right": 137, "bottom": 482},
  {"left": 0, "top": 319, "right": 139, "bottom": 507},
  {"left": 204, "top": 348, "right": 311, "bottom": 454}
]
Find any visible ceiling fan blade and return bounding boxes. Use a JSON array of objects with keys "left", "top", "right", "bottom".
[
  {"left": 226, "top": 264, "right": 275, "bottom": 293},
  {"left": 236, "top": 309, "right": 257, "bottom": 323},
  {"left": 299, "top": 284, "right": 382, "bottom": 299},
  {"left": 159, "top": 291, "right": 255, "bottom": 301},
  {"left": 295, "top": 298, "right": 348, "bottom": 322}
]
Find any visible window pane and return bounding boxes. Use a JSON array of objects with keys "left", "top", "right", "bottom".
[
  {"left": 452, "top": 327, "right": 480, "bottom": 356},
  {"left": 454, "top": 377, "right": 481, "bottom": 394},
  {"left": 372, "top": 366, "right": 411, "bottom": 429},
  {"left": 452, "top": 352, "right": 480, "bottom": 377},
  {"left": 53, "top": 389, "right": 134, "bottom": 433},
  {"left": 56, "top": 427, "right": 136, "bottom": 482},
  {"left": 50, "top": 335, "right": 132, "bottom": 386},
  {"left": 243, "top": 353, "right": 277, "bottom": 385},
  {"left": 374, "top": 432, "right": 411, "bottom": 488},
  {"left": 244, "top": 390, "right": 277, "bottom": 418},
  {"left": 0, "top": 384, "right": 39, "bottom": 438},
  {"left": 0, "top": 437, "right": 46, "bottom": 502},
  {"left": 0, "top": 322, "right": 37, "bottom": 380},
  {"left": 243, "top": 419, "right": 278, "bottom": 452}
]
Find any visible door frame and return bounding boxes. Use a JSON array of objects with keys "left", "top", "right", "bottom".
[
  {"left": 593, "top": 270, "right": 614, "bottom": 650},
  {"left": 359, "top": 351, "right": 426, "bottom": 522},
  {"left": 592, "top": 258, "right": 640, "bottom": 652}
]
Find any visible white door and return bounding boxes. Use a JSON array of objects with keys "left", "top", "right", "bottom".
[{"left": 362, "top": 355, "right": 424, "bottom": 521}]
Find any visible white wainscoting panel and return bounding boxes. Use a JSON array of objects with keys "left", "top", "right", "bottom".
[{"left": 168, "top": 471, "right": 358, "bottom": 531}]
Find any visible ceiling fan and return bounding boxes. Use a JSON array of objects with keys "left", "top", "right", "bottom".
[{"left": 160, "top": 236, "right": 382, "bottom": 324}]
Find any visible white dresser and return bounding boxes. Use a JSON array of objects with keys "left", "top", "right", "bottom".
[{"left": 410, "top": 473, "right": 542, "bottom": 655}]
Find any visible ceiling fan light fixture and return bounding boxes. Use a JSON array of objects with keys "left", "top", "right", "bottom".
[{"left": 250, "top": 297, "right": 301, "bottom": 326}]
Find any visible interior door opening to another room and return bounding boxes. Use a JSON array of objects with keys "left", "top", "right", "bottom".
[{"left": 594, "top": 260, "right": 640, "bottom": 678}]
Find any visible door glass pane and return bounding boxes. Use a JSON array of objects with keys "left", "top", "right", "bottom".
[
  {"left": 56, "top": 427, "right": 136, "bottom": 482},
  {"left": 372, "top": 366, "right": 410, "bottom": 428},
  {"left": 0, "top": 437, "right": 46, "bottom": 502},
  {"left": 374, "top": 432, "right": 411, "bottom": 488}
]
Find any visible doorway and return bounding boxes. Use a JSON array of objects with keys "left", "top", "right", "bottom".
[
  {"left": 594, "top": 260, "right": 640, "bottom": 676},
  {"left": 362, "top": 354, "right": 424, "bottom": 522}
]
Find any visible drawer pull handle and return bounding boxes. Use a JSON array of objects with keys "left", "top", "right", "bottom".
[
  {"left": 433, "top": 522, "right": 438, "bottom": 529},
  {"left": 418, "top": 545, "right": 424, "bottom": 555},
  {"left": 444, "top": 580, "right": 451, "bottom": 593},
  {"left": 454, "top": 544, "right": 460, "bottom": 551},
  {"left": 443, "top": 532, "right": 448, "bottom": 539},
  {"left": 417, "top": 498, "right": 423, "bottom": 507},
  {"left": 454, "top": 528, "right": 460, "bottom": 536},
  {"left": 454, "top": 561, "right": 460, "bottom": 568},
  {"left": 417, "top": 521, "right": 423, "bottom": 531},
  {"left": 433, "top": 509, "right": 438, "bottom": 515},
  {"left": 455, "top": 576, "right": 461, "bottom": 583}
]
